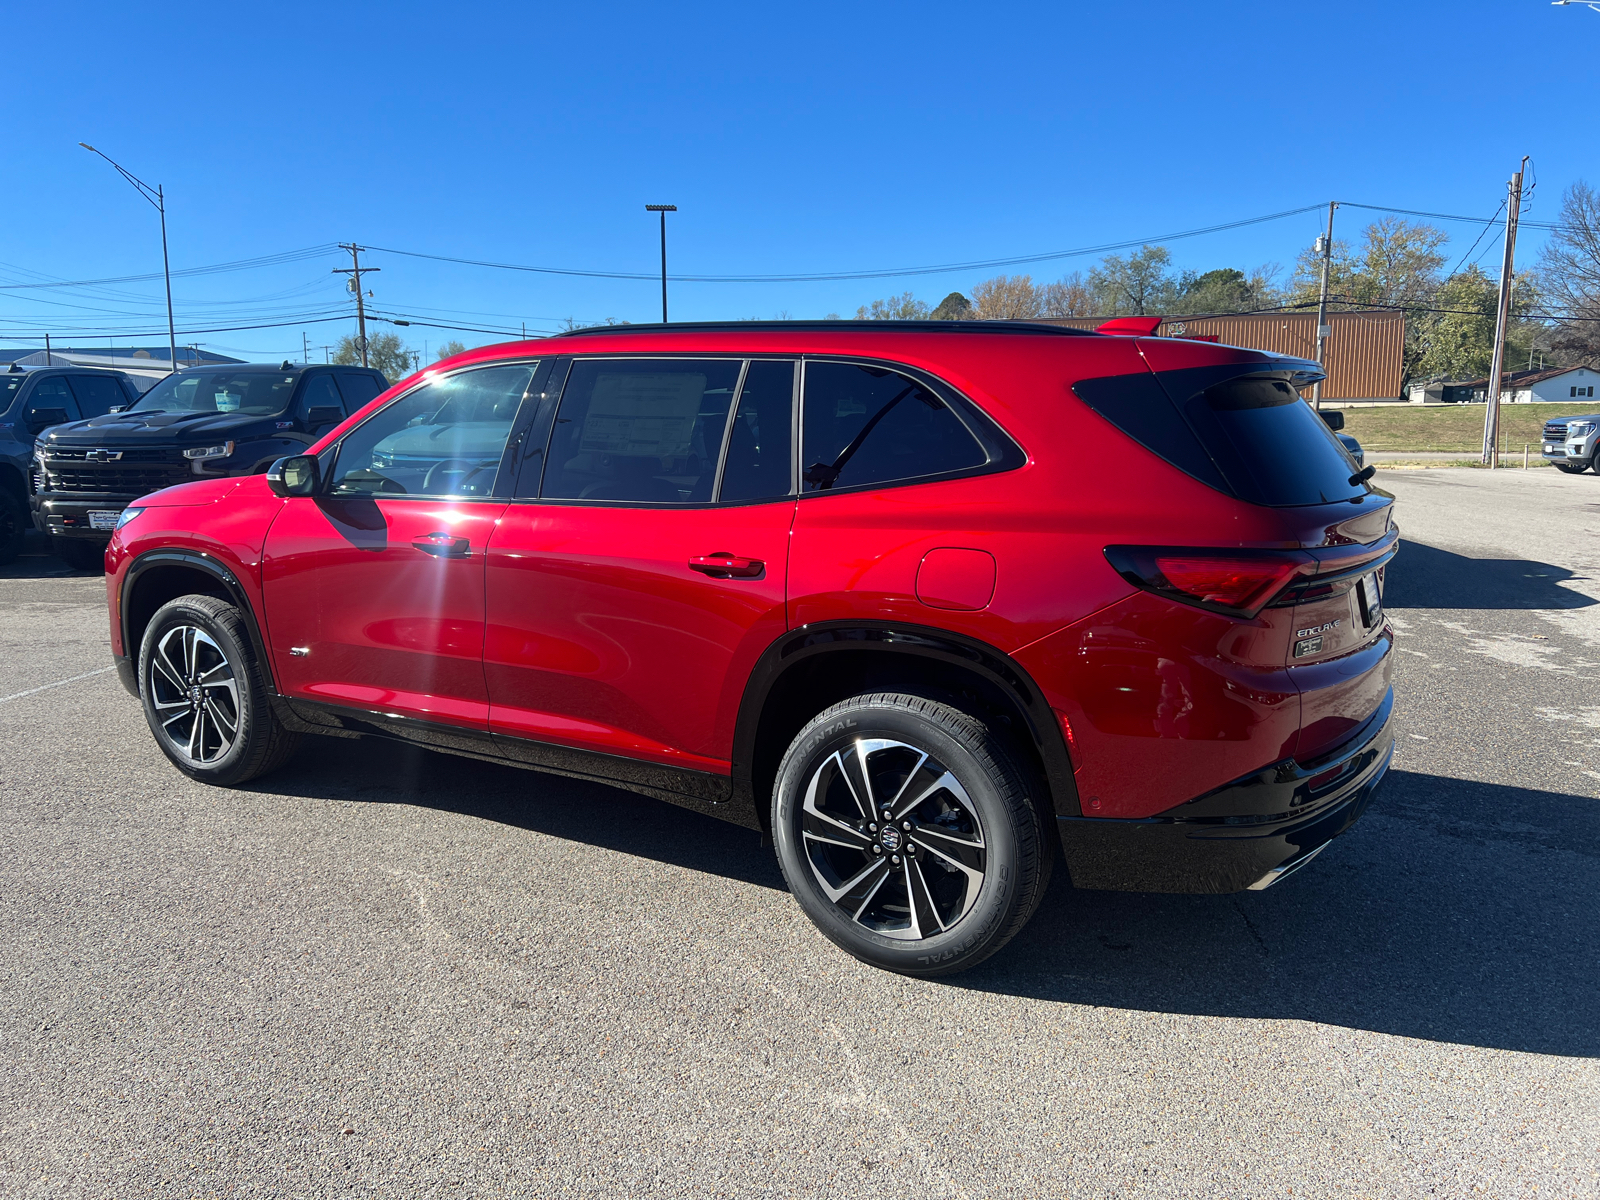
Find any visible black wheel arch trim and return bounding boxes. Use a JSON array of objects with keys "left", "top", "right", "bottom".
[
  {"left": 731, "top": 620, "right": 1081, "bottom": 828},
  {"left": 120, "top": 548, "right": 278, "bottom": 696}
]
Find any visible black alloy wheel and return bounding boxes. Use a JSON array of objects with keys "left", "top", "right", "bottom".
[
  {"left": 771, "top": 693, "right": 1050, "bottom": 977},
  {"left": 0, "top": 489, "right": 24, "bottom": 566},
  {"left": 138, "top": 594, "right": 300, "bottom": 786}
]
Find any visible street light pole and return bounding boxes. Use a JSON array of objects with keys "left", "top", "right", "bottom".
[
  {"left": 645, "top": 204, "right": 677, "bottom": 322},
  {"left": 79, "top": 143, "right": 179, "bottom": 373}
]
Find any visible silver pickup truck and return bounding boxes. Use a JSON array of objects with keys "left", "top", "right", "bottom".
[{"left": 1543, "top": 414, "right": 1598, "bottom": 474}]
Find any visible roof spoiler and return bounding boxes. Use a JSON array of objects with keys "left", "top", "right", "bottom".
[{"left": 1095, "top": 316, "right": 1163, "bottom": 337}]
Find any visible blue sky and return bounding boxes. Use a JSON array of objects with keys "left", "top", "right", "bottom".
[{"left": 2, "top": 0, "right": 1595, "bottom": 361}]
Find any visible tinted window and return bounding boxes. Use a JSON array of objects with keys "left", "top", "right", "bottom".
[
  {"left": 329, "top": 363, "right": 535, "bottom": 498},
  {"left": 1072, "top": 372, "right": 1230, "bottom": 493},
  {"left": 542, "top": 359, "right": 741, "bottom": 503},
  {"left": 71, "top": 376, "right": 126, "bottom": 417},
  {"left": 801, "top": 361, "right": 985, "bottom": 492},
  {"left": 1173, "top": 378, "right": 1367, "bottom": 506},
  {"left": 1, "top": 374, "right": 25, "bottom": 417},
  {"left": 337, "top": 371, "right": 385, "bottom": 407},
  {"left": 129, "top": 371, "right": 299, "bottom": 416},
  {"left": 299, "top": 374, "right": 346, "bottom": 417},
  {"left": 718, "top": 360, "right": 794, "bottom": 503},
  {"left": 29, "top": 378, "right": 80, "bottom": 421}
]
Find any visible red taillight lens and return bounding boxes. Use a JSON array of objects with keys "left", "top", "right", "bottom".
[
  {"left": 1153, "top": 555, "right": 1304, "bottom": 612},
  {"left": 1104, "top": 546, "right": 1314, "bottom": 618}
]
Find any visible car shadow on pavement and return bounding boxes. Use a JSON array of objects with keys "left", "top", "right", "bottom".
[
  {"left": 0, "top": 530, "right": 92, "bottom": 580},
  {"left": 251, "top": 734, "right": 788, "bottom": 892},
  {"left": 258, "top": 734, "right": 1597, "bottom": 1057},
  {"left": 959, "top": 768, "right": 1600, "bottom": 1059},
  {"left": 1387, "top": 539, "right": 1594, "bottom": 610}
]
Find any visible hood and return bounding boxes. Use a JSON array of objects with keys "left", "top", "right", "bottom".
[
  {"left": 41, "top": 409, "right": 277, "bottom": 445},
  {"left": 136, "top": 476, "right": 247, "bottom": 508},
  {"left": 1550, "top": 414, "right": 1600, "bottom": 426}
]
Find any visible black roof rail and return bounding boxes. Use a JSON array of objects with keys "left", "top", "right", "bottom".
[{"left": 555, "top": 319, "right": 1100, "bottom": 338}]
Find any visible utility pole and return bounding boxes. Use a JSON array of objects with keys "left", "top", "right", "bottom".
[
  {"left": 645, "top": 205, "right": 677, "bottom": 322},
  {"left": 333, "top": 244, "right": 380, "bottom": 367},
  {"left": 1312, "top": 201, "right": 1338, "bottom": 410},
  {"left": 1482, "top": 158, "right": 1529, "bottom": 469},
  {"left": 44, "top": 333, "right": 52, "bottom": 366},
  {"left": 302, "top": 332, "right": 311, "bottom": 364}
]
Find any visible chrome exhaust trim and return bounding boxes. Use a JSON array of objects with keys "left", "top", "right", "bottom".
[{"left": 1246, "top": 841, "right": 1330, "bottom": 891}]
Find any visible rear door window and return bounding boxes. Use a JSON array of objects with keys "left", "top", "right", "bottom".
[
  {"left": 540, "top": 358, "right": 742, "bottom": 503},
  {"left": 801, "top": 361, "right": 986, "bottom": 492},
  {"left": 299, "top": 373, "right": 347, "bottom": 418},
  {"left": 337, "top": 371, "right": 385, "bottom": 408},
  {"left": 70, "top": 375, "right": 125, "bottom": 417}
]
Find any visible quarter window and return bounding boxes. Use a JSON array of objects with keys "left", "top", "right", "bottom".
[
  {"left": 718, "top": 360, "right": 795, "bottom": 503},
  {"left": 541, "top": 359, "right": 742, "bottom": 503},
  {"left": 337, "top": 371, "right": 385, "bottom": 407},
  {"left": 801, "top": 361, "right": 986, "bottom": 492},
  {"left": 299, "top": 374, "right": 346, "bottom": 418},
  {"left": 328, "top": 363, "right": 535, "bottom": 498}
]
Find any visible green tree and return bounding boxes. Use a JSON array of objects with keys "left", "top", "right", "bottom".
[
  {"left": 333, "top": 331, "right": 414, "bottom": 382},
  {"left": 436, "top": 339, "right": 467, "bottom": 361},
  {"left": 855, "top": 292, "right": 930, "bottom": 319},
  {"left": 1089, "top": 246, "right": 1177, "bottom": 315},
  {"left": 1170, "top": 266, "right": 1280, "bottom": 315},
  {"left": 929, "top": 292, "right": 972, "bottom": 320},
  {"left": 1412, "top": 266, "right": 1543, "bottom": 381}
]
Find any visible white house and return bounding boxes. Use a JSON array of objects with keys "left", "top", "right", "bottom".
[{"left": 1407, "top": 364, "right": 1598, "bottom": 404}]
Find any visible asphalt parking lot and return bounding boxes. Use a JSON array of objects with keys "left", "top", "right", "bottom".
[{"left": 2, "top": 469, "right": 1597, "bottom": 1199}]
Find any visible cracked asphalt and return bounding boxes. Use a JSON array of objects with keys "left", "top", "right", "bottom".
[{"left": 2, "top": 467, "right": 1597, "bottom": 1199}]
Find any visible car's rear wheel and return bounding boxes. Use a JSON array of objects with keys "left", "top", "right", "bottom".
[
  {"left": 771, "top": 693, "right": 1050, "bottom": 977},
  {"left": 0, "top": 489, "right": 25, "bottom": 566},
  {"left": 138, "top": 594, "right": 300, "bottom": 786},
  {"left": 52, "top": 536, "right": 106, "bottom": 573},
  {"left": 1554, "top": 461, "right": 1589, "bottom": 474}
]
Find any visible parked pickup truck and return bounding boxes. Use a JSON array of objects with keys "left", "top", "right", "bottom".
[
  {"left": 30, "top": 362, "right": 388, "bottom": 569},
  {"left": 1542, "top": 415, "right": 1597, "bottom": 474}
]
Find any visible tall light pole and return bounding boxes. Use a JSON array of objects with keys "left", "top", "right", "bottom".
[
  {"left": 1312, "top": 201, "right": 1338, "bottom": 411},
  {"left": 645, "top": 204, "right": 677, "bottom": 322},
  {"left": 79, "top": 143, "right": 178, "bottom": 374}
]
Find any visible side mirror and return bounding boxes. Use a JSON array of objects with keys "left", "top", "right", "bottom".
[
  {"left": 1318, "top": 410, "right": 1345, "bottom": 431},
  {"left": 26, "top": 406, "right": 70, "bottom": 435},
  {"left": 266, "top": 454, "right": 320, "bottom": 497},
  {"left": 304, "top": 406, "right": 343, "bottom": 429}
]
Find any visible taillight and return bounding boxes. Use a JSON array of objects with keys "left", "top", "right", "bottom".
[{"left": 1103, "top": 545, "right": 1315, "bottom": 618}]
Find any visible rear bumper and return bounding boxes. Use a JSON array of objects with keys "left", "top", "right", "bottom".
[
  {"left": 31, "top": 493, "right": 139, "bottom": 538},
  {"left": 1056, "top": 688, "right": 1394, "bottom": 893}
]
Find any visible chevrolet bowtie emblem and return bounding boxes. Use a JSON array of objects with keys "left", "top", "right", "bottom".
[{"left": 86, "top": 449, "right": 123, "bottom": 462}]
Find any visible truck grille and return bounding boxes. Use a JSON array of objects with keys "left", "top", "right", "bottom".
[
  {"left": 38, "top": 449, "right": 190, "bottom": 495},
  {"left": 1543, "top": 421, "right": 1569, "bottom": 441}
]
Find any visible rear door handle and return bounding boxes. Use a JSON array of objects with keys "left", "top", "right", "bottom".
[
  {"left": 412, "top": 532, "right": 471, "bottom": 558},
  {"left": 688, "top": 553, "right": 764, "bottom": 578}
]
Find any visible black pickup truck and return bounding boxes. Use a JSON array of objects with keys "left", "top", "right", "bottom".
[{"left": 30, "top": 362, "right": 389, "bottom": 569}]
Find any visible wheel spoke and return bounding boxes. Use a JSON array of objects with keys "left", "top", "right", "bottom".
[
  {"left": 834, "top": 749, "right": 875, "bottom": 824},
  {"left": 184, "top": 627, "right": 199, "bottom": 681},
  {"left": 916, "top": 836, "right": 986, "bottom": 896},
  {"left": 204, "top": 695, "right": 237, "bottom": 738},
  {"left": 801, "top": 807, "right": 872, "bottom": 848},
  {"left": 154, "top": 639, "right": 186, "bottom": 692},
  {"left": 882, "top": 749, "right": 931, "bottom": 817},
  {"left": 904, "top": 854, "right": 945, "bottom": 935},
  {"left": 160, "top": 708, "right": 190, "bottom": 731},
  {"left": 911, "top": 821, "right": 985, "bottom": 854},
  {"left": 815, "top": 854, "right": 890, "bottom": 905},
  {"left": 850, "top": 859, "right": 893, "bottom": 921},
  {"left": 892, "top": 770, "right": 965, "bottom": 821},
  {"left": 187, "top": 701, "right": 205, "bottom": 760}
]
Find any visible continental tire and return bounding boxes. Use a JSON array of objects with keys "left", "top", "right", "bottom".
[
  {"left": 771, "top": 693, "right": 1050, "bottom": 977},
  {"left": 138, "top": 594, "right": 300, "bottom": 786}
]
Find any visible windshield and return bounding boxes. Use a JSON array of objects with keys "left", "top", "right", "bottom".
[{"left": 129, "top": 371, "right": 300, "bottom": 416}]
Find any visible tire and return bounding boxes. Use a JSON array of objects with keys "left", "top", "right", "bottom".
[
  {"left": 52, "top": 536, "right": 107, "bottom": 573},
  {"left": 137, "top": 594, "right": 300, "bottom": 786},
  {"left": 771, "top": 693, "right": 1050, "bottom": 977},
  {"left": 0, "top": 489, "right": 24, "bottom": 566},
  {"left": 1554, "top": 462, "right": 1588, "bottom": 474}
]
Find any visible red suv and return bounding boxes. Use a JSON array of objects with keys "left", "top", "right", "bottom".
[{"left": 105, "top": 322, "right": 1394, "bottom": 975}]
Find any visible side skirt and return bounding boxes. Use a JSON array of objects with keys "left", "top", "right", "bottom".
[{"left": 280, "top": 697, "right": 755, "bottom": 829}]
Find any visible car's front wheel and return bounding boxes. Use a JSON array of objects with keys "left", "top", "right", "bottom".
[
  {"left": 1554, "top": 461, "right": 1589, "bottom": 474},
  {"left": 771, "top": 693, "right": 1050, "bottom": 977},
  {"left": 138, "top": 594, "right": 300, "bottom": 786},
  {"left": 0, "top": 489, "right": 25, "bottom": 566}
]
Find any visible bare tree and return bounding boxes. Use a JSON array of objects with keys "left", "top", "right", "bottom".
[
  {"left": 855, "top": 292, "right": 929, "bottom": 320},
  {"left": 1039, "top": 272, "right": 1095, "bottom": 317},
  {"left": 1539, "top": 181, "right": 1600, "bottom": 360},
  {"left": 970, "top": 275, "right": 1042, "bottom": 319}
]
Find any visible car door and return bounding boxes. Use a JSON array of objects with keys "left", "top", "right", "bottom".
[
  {"left": 483, "top": 356, "right": 797, "bottom": 773},
  {"left": 69, "top": 375, "right": 127, "bottom": 418},
  {"left": 25, "top": 377, "right": 82, "bottom": 431},
  {"left": 260, "top": 359, "right": 541, "bottom": 732}
]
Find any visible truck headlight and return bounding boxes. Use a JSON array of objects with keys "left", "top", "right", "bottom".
[
  {"left": 1568, "top": 421, "right": 1595, "bottom": 438},
  {"left": 183, "top": 441, "right": 235, "bottom": 461}
]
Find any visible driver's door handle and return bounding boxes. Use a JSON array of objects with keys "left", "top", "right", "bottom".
[
  {"left": 688, "top": 553, "right": 764, "bottom": 578},
  {"left": 413, "top": 532, "right": 471, "bottom": 558}
]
